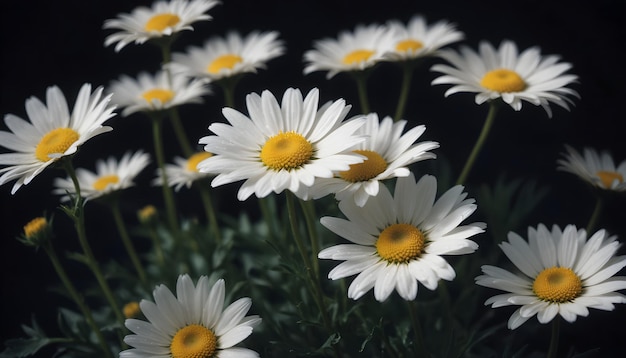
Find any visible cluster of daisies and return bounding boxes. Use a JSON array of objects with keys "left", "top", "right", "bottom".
[{"left": 1, "top": 0, "right": 626, "bottom": 357}]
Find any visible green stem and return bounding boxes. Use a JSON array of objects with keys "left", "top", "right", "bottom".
[
  {"left": 407, "top": 300, "right": 428, "bottom": 357},
  {"left": 147, "top": 225, "right": 165, "bottom": 267},
  {"left": 586, "top": 196, "right": 604, "bottom": 234},
  {"left": 352, "top": 72, "right": 371, "bottom": 114},
  {"left": 197, "top": 180, "right": 221, "bottom": 244},
  {"left": 109, "top": 198, "right": 148, "bottom": 285},
  {"left": 299, "top": 199, "right": 321, "bottom": 280},
  {"left": 151, "top": 115, "right": 181, "bottom": 235},
  {"left": 42, "top": 241, "right": 114, "bottom": 358},
  {"left": 455, "top": 101, "right": 500, "bottom": 186},
  {"left": 258, "top": 196, "right": 277, "bottom": 241},
  {"left": 219, "top": 77, "right": 240, "bottom": 109},
  {"left": 394, "top": 62, "right": 416, "bottom": 122},
  {"left": 546, "top": 317, "right": 560, "bottom": 358},
  {"left": 169, "top": 107, "right": 194, "bottom": 157},
  {"left": 61, "top": 159, "right": 126, "bottom": 343}
]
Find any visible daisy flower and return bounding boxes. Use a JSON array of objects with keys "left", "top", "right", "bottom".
[
  {"left": 383, "top": 15, "right": 464, "bottom": 62},
  {"left": 52, "top": 150, "right": 151, "bottom": 201},
  {"left": 0, "top": 84, "right": 115, "bottom": 194},
  {"left": 170, "top": 30, "right": 285, "bottom": 82},
  {"left": 197, "top": 87, "right": 367, "bottom": 201},
  {"left": 108, "top": 70, "right": 210, "bottom": 116},
  {"left": 153, "top": 151, "right": 213, "bottom": 191},
  {"left": 303, "top": 23, "right": 396, "bottom": 79},
  {"left": 475, "top": 224, "right": 626, "bottom": 330},
  {"left": 303, "top": 113, "right": 439, "bottom": 206},
  {"left": 318, "top": 172, "right": 484, "bottom": 302},
  {"left": 103, "top": 0, "right": 221, "bottom": 52},
  {"left": 557, "top": 145, "right": 626, "bottom": 191},
  {"left": 431, "top": 40, "right": 579, "bottom": 117},
  {"left": 120, "top": 274, "right": 261, "bottom": 358}
]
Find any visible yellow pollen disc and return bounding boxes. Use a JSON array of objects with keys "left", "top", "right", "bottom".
[
  {"left": 123, "top": 302, "right": 141, "bottom": 319},
  {"left": 260, "top": 131, "right": 313, "bottom": 171},
  {"left": 532, "top": 267, "right": 583, "bottom": 303},
  {"left": 142, "top": 88, "right": 175, "bottom": 105},
  {"left": 376, "top": 224, "right": 425, "bottom": 264},
  {"left": 138, "top": 205, "right": 157, "bottom": 223},
  {"left": 186, "top": 152, "right": 213, "bottom": 172},
  {"left": 338, "top": 150, "right": 387, "bottom": 182},
  {"left": 480, "top": 68, "right": 527, "bottom": 93},
  {"left": 35, "top": 128, "right": 80, "bottom": 162},
  {"left": 23, "top": 217, "right": 47, "bottom": 239},
  {"left": 144, "top": 13, "right": 181, "bottom": 32},
  {"left": 342, "top": 49, "right": 375, "bottom": 65},
  {"left": 396, "top": 39, "right": 424, "bottom": 53},
  {"left": 92, "top": 175, "right": 120, "bottom": 191},
  {"left": 170, "top": 324, "right": 217, "bottom": 358},
  {"left": 207, "top": 54, "right": 243, "bottom": 74},
  {"left": 596, "top": 170, "right": 624, "bottom": 188}
]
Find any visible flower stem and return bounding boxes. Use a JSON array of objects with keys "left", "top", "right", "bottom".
[
  {"left": 407, "top": 300, "right": 428, "bottom": 357},
  {"left": 352, "top": 71, "right": 371, "bottom": 114},
  {"left": 547, "top": 318, "right": 560, "bottom": 358},
  {"left": 41, "top": 240, "right": 114, "bottom": 358},
  {"left": 151, "top": 115, "right": 181, "bottom": 235},
  {"left": 586, "top": 195, "right": 604, "bottom": 234},
  {"left": 197, "top": 180, "right": 221, "bottom": 244},
  {"left": 109, "top": 198, "right": 148, "bottom": 286},
  {"left": 394, "top": 62, "right": 416, "bottom": 122},
  {"left": 456, "top": 101, "right": 500, "bottom": 185},
  {"left": 299, "top": 199, "right": 321, "bottom": 280},
  {"left": 169, "top": 107, "right": 194, "bottom": 157}
]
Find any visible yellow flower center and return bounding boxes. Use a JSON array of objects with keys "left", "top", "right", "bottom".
[
  {"left": 92, "top": 175, "right": 120, "bottom": 191},
  {"left": 35, "top": 128, "right": 80, "bottom": 162},
  {"left": 23, "top": 217, "right": 47, "bottom": 239},
  {"left": 342, "top": 49, "right": 375, "bottom": 65},
  {"left": 186, "top": 152, "right": 213, "bottom": 172},
  {"left": 396, "top": 39, "right": 424, "bottom": 53},
  {"left": 376, "top": 224, "right": 425, "bottom": 264},
  {"left": 144, "top": 13, "right": 181, "bottom": 32},
  {"left": 596, "top": 170, "right": 623, "bottom": 188},
  {"left": 207, "top": 54, "right": 243, "bottom": 74},
  {"left": 170, "top": 324, "right": 217, "bottom": 358},
  {"left": 532, "top": 267, "right": 583, "bottom": 303},
  {"left": 480, "top": 68, "right": 527, "bottom": 93},
  {"left": 142, "top": 88, "right": 175, "bottom": 105},
  {"left": 123, "top": 302, "right": 141, "bottom": 319},
  {"left": 338, "top": 150, "right": 387, "bottom": 182},
  {"left": 260, "top": 131, "right": 313, "bottom": 171},
  {"left": 138, "top": 205, "right": 157, "bottom": 223}
]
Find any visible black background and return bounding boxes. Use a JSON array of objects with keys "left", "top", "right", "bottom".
[{"left": 1, "top": 0, "right": 625, "bottom": 356}]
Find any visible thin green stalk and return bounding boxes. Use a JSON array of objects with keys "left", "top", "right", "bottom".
[
  {"left": 285, "top": 192, "right": 341, "bottom": 356},
  {"left": 394, "top": 62, "right": 416, "bottom": 122},
  {"left": 352, "top": 71, "right": 371, "bottom": 114},
  {"left": 218, "top": 76, "right": 240, "bottom": 109},
  {"left": 109, "top": 198, "right": 148, "bottom": 285},
  {"left": 407, "top": 300, "right": 428, "bottom": 357},
  {"left": 546, "top": 318, "right": 560, "bottom": 358},
  {"left": 586, "top": 196, "right": 604, "bottom": 234},
  {"left": 42, "top": 241, "right": 114, "bottom": 358},
  {"left": 169, "top": 107, "right": 194, "bottom": 156},
  {"left": 147, "top": 225, "right": 165, "bottom": 267},
  {"left": 456, "top": 101, "right": 500, "bottom": 185},
  {"left": 258, "top": 196, "right": 278, "bottom": 241},
  {"left": 197, "top": 180, "right": 221, "bottom": 244},
  {"left": 151, "top": 115, "right": 181, "bottom": 235},
  {"left": 61, "top": 159, "right": 126, "bottom": 342},
  {"left": 299, "top": 199, "right": 321, "bottom": 280}
]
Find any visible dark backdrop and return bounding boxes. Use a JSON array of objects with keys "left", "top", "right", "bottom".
[{"left": 1, "top": 0, "right": 625, "bottom": 355}]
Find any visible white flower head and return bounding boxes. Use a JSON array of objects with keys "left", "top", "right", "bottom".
[
  {"left": 302, "top": 113, "right": 439, "bottom": 206},
  {"left": 198, "top": 87, "right": 367, "bottom": 201},
  {"left": 103, "top": 0, "right": 221, "bottom": 52},
  {"left": 153, "top": 151, "right": 213, "bottom": 191},
  {"left": 303, "top": 23, "right": 396, "bottom": 79},
  {"left": 52, "top": 150, "right": 151, "bottom": 202},
  {"left": 431, "top": 40, "right": 579, "bottom": 117},
  {"left": 557, "top": 145, "right": 626, "bottom": 191},
  {"left": 109, "top": 70, "right": 210, "bottom": 116},
  {"left": 476, "top": 224, "right": 626, "bottom": 330},
  {"left": 0, "top": 84, "right": 115, "bottom": 194},
  {"left": 170, "top": 30, "right": 286, "bottom": 81},
  {"left": 383, "top": 15, "right": 465, "bottom": 62},
  {"left": 120, "top": 274, "right": 261, "bottom": 358},
  {"left": 319, "top": 173, "right": 484, "bottom": 302}
]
